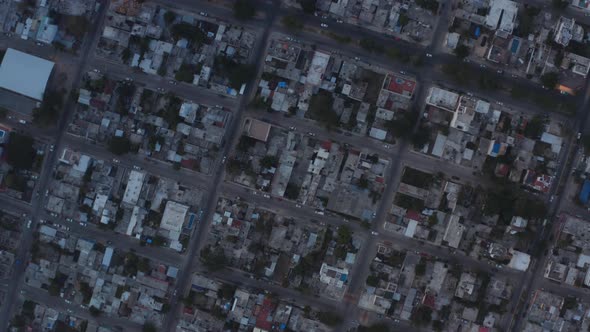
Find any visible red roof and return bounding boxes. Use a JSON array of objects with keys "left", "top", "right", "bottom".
[
  {"left": 255, "top": 298, "right": 275, "bottom": 330},
  {"left": 321, "top": 140, "right": 332, "bottom": 150},
  {"left": 384, "top": 74, "right": 416, "bottom": 96},
  {"left": 405, "top": 210, "right": 421, "bottom": 222},
  {"left": 375, "top": 176, "right": 385, "bottom": 184},
  {"left": 422, "top": 293, "right": 436, "bottom": 309}
]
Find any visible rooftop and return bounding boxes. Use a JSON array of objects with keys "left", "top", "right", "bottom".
[{"left": 0, "top": 48, "right": 54, "bottom": 100}]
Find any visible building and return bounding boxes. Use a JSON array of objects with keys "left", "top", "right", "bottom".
[
  {"left": 243, "top": 118, "right": 271, "bottom": 142},
  {"left": 484, "top": 0, "right": 518, "bottom": 36},
  {"left": 306, "top": 51, "right": 330, "bottom": 86},
  {"left": 160, "top": 201, "right": 189, "bottom": 235},
  {"left": 381, "top": 74, "right": 416, "bottom": 99},
  {"left": 554, "top": 17, "right": 584, "bottom": 47},
  {"left": 425, "top": 87, "right": 459, "bottom": 112},
  {"left": 443, "top": 215, "right": 464, "bottom": 248},
  {"left": 0, "top": 48, "right": 54, "bottom": 100},
  {"left": 122, "top": 170, "right": 145, "bottom": 205}
]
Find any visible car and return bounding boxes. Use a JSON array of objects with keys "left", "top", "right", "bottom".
[
  {"left": 336, "top": 19, "right": 343, "bottom": 23},
  {"left": 320, "top": 23, "right": 328, "bottom": 28},
  {"left": 112, "top": 158, "right": 120, "bottom": 163},
  {"left": 425, "top": 53, "right": 432, "bottom": 57},
  {"left": 80, "top": 222, "right": 86, "bottom": 227},
  {"left": 169, "top": 80, "right": 178, "bottom": 85},
  {"left": 480, "top": 64, "right": 486, "bottom": 68},
  {"left": 93, "top": 69, "right": 101, "bottom": 73},
  {"left": 222, "top": 156, "right": 227, "bottom": 164},
  {"left": 497, "top": 69, "right": 503, "bottom": 74},
  {"left": 263, "top": 194, "right": 271, "bottom": 199},
  {"left": 289, "top": 126, "right": 296, "bottom": 131},
  {"left": 399, "top": 70, "right": 406, "bottom": 75},
  {"left": 133, "top": 165, "right": 141, "bottom": 170},
  {"left": 36, "top": 42, "right": 43, "bottom": 46},
  {"left": 371, "top": 231, "right": 379, "bottom": 236},
  {"left": 66, "top": 218, "right": 73, "bottom": 223},
  {"left": 45, "top": 190, "right": 49, "bottom": 197},
  {"left": 18, "top": 120, "right": 26, "bottom": 124},
  {"left": 49, "top": 144, "right": 54, "bottom": 152},
  {"left": 307, "top": 132, "right": 316, "bottom": 136},
  {"left": 125, "top": 77, "right": 132, "bottom": 81},
  {"left": 51, "top": 212, "right": 57, "bottom": 217},
  {"left": 39, "top": 219, "right": 46, "bottom": 224},
  {"left": 26, "top": 220, "right": 32, "bottom": 228},
  {"left": 577, "top": 132, "right": 582, "bottom": 140},
  {"left": 497, "top": 101, "right": 504, "bottom": 106},
  {"left": 321, "top": 15, "right": 328, "bottom": 19},
  {"left": 295, "top": 204, "right": 302, "bottom": 208},
  {"left": 383, "top": 144, "right": 389, "bottom": 149},
  {"left": 199, "top": 11, "right": 208, "bottom": 16},
  {"left": 286, "top": 37, "right": 293, "bottom": 41},
  {"left": 354, "top": 56, "right": 360, "bottom": 61},
  {"left": 314, "top": 210, "right": 325, "bottom": 215}
]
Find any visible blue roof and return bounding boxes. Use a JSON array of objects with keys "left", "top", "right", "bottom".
[
  {"left": 492, "top": 143, "right": 501, "bottom": 154},
  {"left": 511, "top": 39, "right": 520, "bottom": 53},
  {"left": 340, "top": 274, "right": 348, "bottom": 281},
  {"left": 580, "top": 180, "right": 590, "bottom": 204},
  {"left": 475, "top": 26, "right": 481, "bottom": 37}
]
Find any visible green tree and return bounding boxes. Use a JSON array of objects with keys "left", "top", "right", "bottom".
[
  {"left": 300, "top": 0, "right": 316, "bottom": 13},
  {"left": 5, "top": 133, "right": 35, "bottom": 170},
  {"left": 142, "top": 322, "right": 158, "bottom": 332},
  {"left": 415, "top": 262, "right": 426, "bottom": 276},
  {"left": 398, "top": 12, "right": 410, "bottom": 27},
  {"left": 336, "top": 225, "right": 352, "bottom": 245},
  {"left": 411, "top": 306, "right": 433, "bottom": 325},
  {"left": 282, "top": 15, "right": 303, "bottom": 30},
  {"left": 454, "top": 44, "right": 470, "bottom": 59},
  {"left": 260, "top": 155, "right": 278, "bottom": 169},
  {"left": 108, "top": 136, "right": 132, "bottom": 155},
  {"left": 358, "top": 323, "right": 390, "bottom": 332},
  {"left": 89, "top": 306, "right": 101, "bottom": 317},
  {"left": 316, "top": 311, "right": 343, "bottom": 326},
  {"left": 552, "top": 0, "right": 568, "bottom": 9},
  {"left": 411, "top": 125, "right": 431, "bottom": 149},
  {"left": 33, "top": 90, "right": 64, "bottom": 126},
  {"left": 308, "top": 91, "right": 338, "bottom": 127},
  {"left": 359, "top": 38, "right": 384, "bottom": 53},
  {"left": 171, "top": 23, "right": 206, "bottom": 45},
  {"left": 200, "top": 245, "right": 227, "bottom": 271},
  {"left": 164, "top": 11, "right": 176, "bottom": 25},
  {"left": 387, "top": 111, "right": 418, "bottom": 138},
  {"left": 233, "top": 0, "right": 256, "bottom": 20},
  {"left": 540, "top": 72, "right": 559, "bottom": 89}
]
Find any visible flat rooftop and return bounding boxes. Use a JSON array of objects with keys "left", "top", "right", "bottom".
[{"left": 0, "top": 48, "right": 54, "bottom": 101}]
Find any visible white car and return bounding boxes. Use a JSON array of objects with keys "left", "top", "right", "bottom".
[
  {"left": 79, "top": 222, "right": 87, "bottom": 227},
  {"left": 425, "top": 53, "right": 432, "bottom": 57},
  {"left": 133, "top": 166, "right": 141, "bottom": 170},
  {"left": 371, "top": 231, "right": 379, "bottom": 236},
  {"left": 263, "top": 194, "right": 271, "bottom": 199},
  {"left": 320, "top": 23, "right": 328, "bottom": 28},
  {"left": 354, "top": 56, "right": 360, "bottom": 61},
  {"left": 26, "top": 220, "right": 32, "bottom": 229},
  {"left": 199, "top": 11, "right": 208, "bottom": 16},
  {"left": 222, "top": 156, "right": 227, "bottom": 164},
  {"left": 295, "top": 204, "right": 302, "bottom": 208},
  {"left": 289, "top": 126, "right": 296, "bottom": 131}
]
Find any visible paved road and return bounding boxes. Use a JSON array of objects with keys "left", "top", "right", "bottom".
[
  {"left": 91, "top": 57, "right": 238, "bottom": 110},
  {"left": 0, "top": 0, "right": 111, "bottom": 328},
  {"left": 21, "top": 285, "right": 142, "bottom": 331},
  {"left": 160, "top": 2, "right": 281, "bottom": 331}
]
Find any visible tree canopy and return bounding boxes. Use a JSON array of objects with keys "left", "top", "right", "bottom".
[
  {"left": 233, "top": 0, "right": 256, "bottom": 20},
  {"left": 5, "top": 132, "right": 35, "bottom": 170}
]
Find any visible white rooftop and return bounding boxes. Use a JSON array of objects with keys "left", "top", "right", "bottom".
[{"left": 0, "top": 48, "right": 54, "bottom": 100}]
